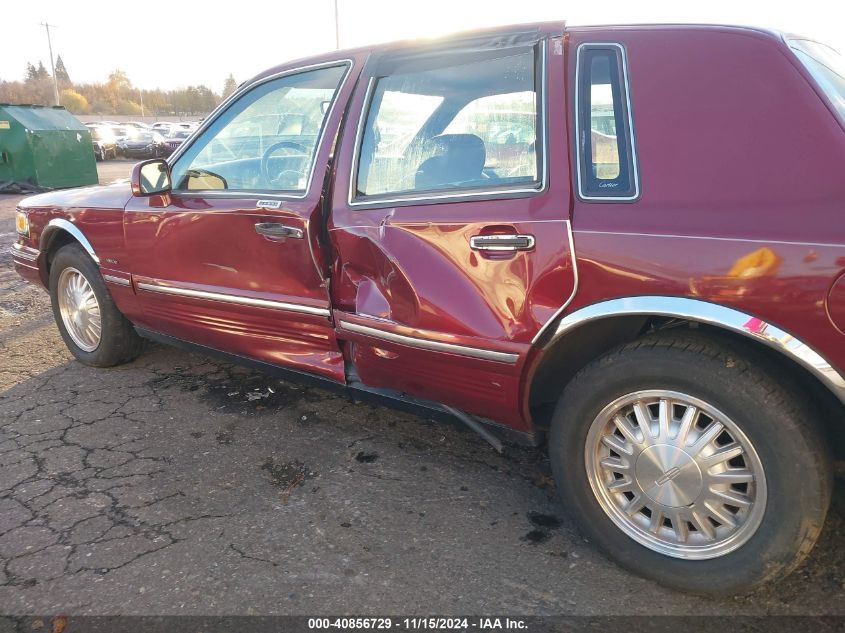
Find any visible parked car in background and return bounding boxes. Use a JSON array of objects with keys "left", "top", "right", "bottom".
[
  {"left": 112, "top": 125, "right": 134, "bottom": 157},
  {"left": 151, "top": 122, "right": 177, "bottom": 137},
  {"left": 112, "top": 124, "right": 136, "bottom": 139},
  {"left": 88, "top": 125, "right": 117, "bottom": 161},
  {"left": 11, "top": 22, "right": 845, "bottom": 596},
  {"left": 120, "top": 131, "right": 168, "bottom": 159},
  {"left": 162, "top": 129, "right": 193, "bottom": 156}
]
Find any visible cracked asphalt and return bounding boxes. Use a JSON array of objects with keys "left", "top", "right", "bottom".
[{"left": 0, "top": 160, "right": 842, "bottom": 616}]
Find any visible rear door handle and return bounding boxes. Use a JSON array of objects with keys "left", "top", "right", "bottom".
[
  {"left": 254, "top": 222, "right": 304, "bottom": 239},
  {"left": 469, "top": 234, "right": 535, "bottom": 251}
]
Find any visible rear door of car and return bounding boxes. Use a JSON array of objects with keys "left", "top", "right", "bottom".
[
  {"left": 328, "top": 26, "right": 574, "bottom": 429},
  {"left": 124, "top": 58, "right": 362, "bottom": 382}
]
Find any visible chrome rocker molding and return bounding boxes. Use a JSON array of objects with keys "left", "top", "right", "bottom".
[
  {"left": 338, "top": 320, "right": 519, "bottom": 364},
  {"left": 135, "top": 326, "right": 540, "bottom": 447},
  {"left": 543, "top": 296, "right": 845, "bottom": 405},
  {"left": 136, "top": 281, "right": 331, "bottom": 318},
  {"left": 40, "top": 219, "right": 100, "bottom": 264}
]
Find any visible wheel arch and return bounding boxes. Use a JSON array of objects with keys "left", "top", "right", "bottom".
[
  {"left": 527, "top": 297, "right": 845, "bottom": 450},
  {"left": 38, "top": 219, "right": 99, "bottom": 285}
]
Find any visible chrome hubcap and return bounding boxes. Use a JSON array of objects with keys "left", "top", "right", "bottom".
[
  {"left": 57, "top": 267, "right": 101, "bottom": 352},
  {"left": 636, "top": 444, "right": 702, "bottom": 507},
  {"left": 585, "top": 390, "right": 766, "bottom": 559}
]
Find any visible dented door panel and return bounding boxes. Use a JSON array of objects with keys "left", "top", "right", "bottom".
[{"left": 331, "top": 216, "right": 575, "bottom": 342}]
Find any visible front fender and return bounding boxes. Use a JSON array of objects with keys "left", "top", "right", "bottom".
[{"left": 40, "top": 218, "right": 100, "bottom": 264}]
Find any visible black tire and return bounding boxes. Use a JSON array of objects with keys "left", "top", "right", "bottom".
[
  {"left": 49, "top": 243, "right": 144, "bottom": 367},
  {"left": 548, "top": 332, "right": 832, "bottom": 595}
]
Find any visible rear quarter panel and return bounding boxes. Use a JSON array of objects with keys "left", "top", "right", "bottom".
[{"left": 566, "top": 26, "right": 845, "bottom": 377}]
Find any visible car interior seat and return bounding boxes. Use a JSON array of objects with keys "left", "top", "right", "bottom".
[{"left": 414, "top": 133, "right": 487, "bottom": 190}]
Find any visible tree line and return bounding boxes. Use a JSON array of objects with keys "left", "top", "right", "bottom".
[{"left": 0, "top": 56, "right": 239, "bottom": 117}]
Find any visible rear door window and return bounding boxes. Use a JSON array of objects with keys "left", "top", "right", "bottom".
[
  {"left": 354, "top": 47, "right": 542, "bottom": 201},
  {"left": 443, "top": 91, "right": 537, "bottom": 180}
]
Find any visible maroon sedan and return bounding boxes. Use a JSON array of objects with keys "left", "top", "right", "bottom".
[{"left": 10, "top": 22, "right": 845, "bottom": 595}]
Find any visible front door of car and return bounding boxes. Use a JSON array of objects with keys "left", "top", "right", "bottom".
[
  {"left": 329, "top": 32, "right": 574, "bottom": 430},
  {"left": 124, "top": 60, "right": 359, "bottom": 382}
]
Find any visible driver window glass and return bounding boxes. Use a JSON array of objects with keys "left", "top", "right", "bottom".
[{"left": 171, "top": 64, "right": 347, "bottom": 194}]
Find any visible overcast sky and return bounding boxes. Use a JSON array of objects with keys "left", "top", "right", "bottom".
[{"left": 2, "top": 0, "right": 844, "bottom": 92}]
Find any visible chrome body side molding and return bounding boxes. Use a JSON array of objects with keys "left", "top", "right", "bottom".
[
  {"left": 541, "top": 296, "right": 845, "bottom": 405},
  {"left": 102, "top": 274, "right": 132, "bottom": 287},
  {"left": 338, "top": 320, "right": 520, "bottom": 364},
  {"left": 136, "top": 280, "right": 331, "bottom": 318},
  {"left": 40, "top": 219, "right": 100, "bottom": 264}
]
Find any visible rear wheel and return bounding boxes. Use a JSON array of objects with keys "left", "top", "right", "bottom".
[
  {"left": 49, "top": 243, "right": 143, "bottom": 367},
  {"left": 549, "top": 333, "right": 832, "bottom": 594}
]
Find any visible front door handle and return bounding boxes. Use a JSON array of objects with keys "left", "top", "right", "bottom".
[
  {"left": 255, "top": 222, "right": 304, "bottom": 239},
  {"left": 469, "top": 234, "right": 535, "bottom": 251}
]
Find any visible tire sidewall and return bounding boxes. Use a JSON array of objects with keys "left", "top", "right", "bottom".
[
  {"left": 549, "top": 343, "right": 828, "bottom": 594},
  {"left": 49, "top": 244, "right": 125, "bottom": 366}
]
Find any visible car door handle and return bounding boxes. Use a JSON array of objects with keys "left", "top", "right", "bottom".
[
  {"left": 254, "top": 223, "right": 304, "bottom": 239},
  {"left": 469, "top": 234, "right": 535, "bottom": 251}
]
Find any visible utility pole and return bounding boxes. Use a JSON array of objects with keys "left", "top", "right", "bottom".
[
  {"left": 139, "top": 89, "right": 145, "bottom": 117},
  {"left": 40, "top": 22, "right": 60, "bottom": 106},
  {"left": 334, "top": 0, "right": 340, "bottom": 49}
]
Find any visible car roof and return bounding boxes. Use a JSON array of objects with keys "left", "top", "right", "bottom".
[
  {"left": 246, "top": 21, "right": 784, "bottom": 89},
  {"left": 248, "top": 21, "right": 565, "bottom": 85}
]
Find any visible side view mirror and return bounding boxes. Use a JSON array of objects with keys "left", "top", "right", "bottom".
[{"left": 131, "top": 159, "right": 172, "bottom": 196}]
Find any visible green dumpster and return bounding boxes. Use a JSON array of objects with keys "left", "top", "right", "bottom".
[{"left": 0, "top": 104, "right": 98, "bottom": 192}]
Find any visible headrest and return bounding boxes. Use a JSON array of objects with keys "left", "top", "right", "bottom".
[{"left": 415, "top": 134, "right": 486, "bottom": 190}]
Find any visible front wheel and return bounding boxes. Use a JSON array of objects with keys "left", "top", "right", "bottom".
[
  {"left": 549, "top": 333, "right": 832, "bottom": 595},
  {"left": 49, "top": 243, "right": 144, "bottom": 367}
]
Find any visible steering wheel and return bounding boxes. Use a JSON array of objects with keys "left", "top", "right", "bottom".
[{"left": 261, "top": 141, "right": 309, "bottom": 187}]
